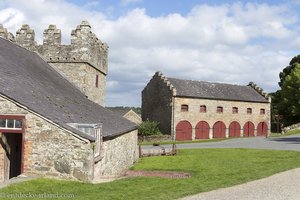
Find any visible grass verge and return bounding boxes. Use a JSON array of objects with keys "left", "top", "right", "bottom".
[
  {"left": 270, "top": 129, "right": 300, "bottom": 137},
  {"left": 1, "top": 149, "right": 300, "bottom": 200}
]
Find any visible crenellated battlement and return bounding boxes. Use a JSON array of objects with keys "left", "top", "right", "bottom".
[
  {"left": 0, "top": 24, "right": 15, "bottom": 42},
  {"left": 16, "top": 24, "right": 36, "bottom": 51},
  {"left": 0, "top": 21, "right": 108, "bottom": 75},
  {"left": 0, "top": 21, "right": 108, "bottom": 106}
]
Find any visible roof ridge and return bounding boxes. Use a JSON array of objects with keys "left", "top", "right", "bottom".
[
  {"left": 155, "top": 72, "right": 269, "bottom": 103},
  {"left": 167, "top": 76, "right": 246, "bottom": 87}
]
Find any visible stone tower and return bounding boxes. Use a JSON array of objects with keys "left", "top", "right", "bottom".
[{"left": 0, "top": 21, "right": 108, "bottom": 106}]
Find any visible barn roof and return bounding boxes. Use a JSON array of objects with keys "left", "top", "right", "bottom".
[
  {"left": 167, "top": 77, "right": 269, "bottom": 103},
  {"left": 0, "top": 37, "right": 137, "bottom": 141}
]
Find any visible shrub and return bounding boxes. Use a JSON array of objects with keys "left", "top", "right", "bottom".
[{"left": 138, "top": 120, "right": 161, "bottom": 136}]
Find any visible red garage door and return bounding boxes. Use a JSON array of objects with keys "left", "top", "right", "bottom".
[
  {"left": 195, "top": 121, "right": 210, "bottom": 139},
  {"left": 257, "top": 122, "right": 268, "bottom": 136},
  {"left": 213, "top": 121, "right": 226, "bottom": 138},
  {"left": 243, "top": 121, "right": 255, "bottom": 137},
  {"left": 229, "top": 121, "right": 241, "bottom": 137},
  {"left": 176, "top": 120, "right": 192, "bottom": 141}
]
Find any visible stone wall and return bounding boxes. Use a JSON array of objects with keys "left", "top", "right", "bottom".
[
  {"left": 94, "top": 130, "right": 139, "bottom": 178},
  {"left": 0, "top": 21, "right": 108, "bottom": 107},
  {"left": 142, "top": 72, "right": 174, "bottom": 134},
  {"left": 49, "top": 63, "right": 106, "bottom": 106},
  {"left": 282, "top": 123, "right": 300, "bottom": 133},
  {"left": 0, "top": 96, "right": 94, "bottom": 182},
  {"left": 173, "top": 97, "right": 271, "bottom": 139},
  {"left": 124, "top": 110, "right": 142, "bottom": 125}
]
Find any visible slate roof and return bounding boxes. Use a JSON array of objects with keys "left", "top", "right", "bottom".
[
  {"left": 0, "top": 37, "right": 137, "bottom": 140},
  {"left": 167, "top": 78, "right": 269, "bottom": 103}
]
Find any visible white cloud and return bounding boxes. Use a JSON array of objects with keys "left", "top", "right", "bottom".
[{"left": 0, "top": 0, "right": 298, "bottom": 106}]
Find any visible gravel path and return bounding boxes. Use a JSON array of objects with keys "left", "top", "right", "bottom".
[{"left": 180, "top": 168, "right": 300, "bottom": 200}]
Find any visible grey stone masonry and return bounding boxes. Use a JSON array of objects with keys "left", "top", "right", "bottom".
[
  {"left": 12, "top": 21, "right": 108, "bottom": 75},
  {"left": 16, "top": 24, "right": 37, "bottom": 51},
  {"left": 0, "top": 25, "right": 15, "bottom": 42},
  {"left": 0, "top": 21, "right": 109, "bottom": 106},
  {"left": 37, "top": 21, "right": 108, "bottom": 75},
  {"left": 142, "top": 72, "right": 175, "bottom": 134}
]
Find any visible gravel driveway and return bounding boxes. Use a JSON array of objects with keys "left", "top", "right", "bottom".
[
  {"left": 180, "top": 167, "right": 300, "bottom": 200},
  {"left": 142, "top": 134, "right": 300, "bottom": 151}
]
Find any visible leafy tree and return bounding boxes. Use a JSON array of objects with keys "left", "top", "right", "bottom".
[
  {"left": 275, "top": 57, "right": 300, "bottom": 126},
  {"left": 279, "top": 55, "right": 300, "bottom": 87},
  {"left": 138, "top": 120, "right": 161, "bottom": 136}
]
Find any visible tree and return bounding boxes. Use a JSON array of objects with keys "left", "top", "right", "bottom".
[
  {"left": 138, "top": 120, "right": 161, "bottom": 136},
  {"left": 275, "top": 56, "right": 300, "bottom": 126},
  {"left": 279, "top": 55, "right": 300, "bottom": 87}
]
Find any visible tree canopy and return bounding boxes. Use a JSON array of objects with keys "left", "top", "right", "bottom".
[{"left": 275, "top": 55, "right": 300, "bottom": 126}]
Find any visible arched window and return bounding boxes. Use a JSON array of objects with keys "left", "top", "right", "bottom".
[
  {"left": 200, "top": 105, "right": 206, "bottom": 113},
  {"left": 181, "top": 104, "right": 189, "bottom": 112},
  {"left": 260, "top": 109, "right": 265, "bottom": 115}
]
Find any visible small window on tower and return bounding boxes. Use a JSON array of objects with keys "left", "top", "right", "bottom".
[
  {"left": 95, "top": 75, "right": 99, "bottom": 88},
  {"left": 260, "top": 109, "right": 265, "bottom": 115}
]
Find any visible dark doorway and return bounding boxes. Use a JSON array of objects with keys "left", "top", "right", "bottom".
[{"left": 3, "top": 133, "right": 22, "bottom": 179}]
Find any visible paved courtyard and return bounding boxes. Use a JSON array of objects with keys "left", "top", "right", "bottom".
[{"left": 143, "top": 134, "right": 300, "bottom": 151}]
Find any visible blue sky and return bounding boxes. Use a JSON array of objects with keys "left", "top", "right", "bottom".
[
  {"left": 1, "top": 0, "right": 300, "bottom": 107},
  {"left": 68, "top": 0, "right": 298, "bottom": 17}
]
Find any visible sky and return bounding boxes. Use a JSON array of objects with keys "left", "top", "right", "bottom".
[{"left": 1, "top": 0, "right": 300, "bottom": 107}]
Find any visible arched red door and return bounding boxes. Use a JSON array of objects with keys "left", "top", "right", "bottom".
[
  {"left": 243, "top": 121, "right": 255, "bottom": 137},
  {"left": 195, "top": 121, "right": 210, "bottom": 139},
  {"left": 257, "top": 122, "right": 268, "bottom": 136},
  {"left": 229, "top": 121, "right": 241, "bottom": 137},
  {"left": 213, "top": 121, "right": 226, "bottom": 138},
  {"left": 175, "top": 120, "right": 192, "bottom": 141}
]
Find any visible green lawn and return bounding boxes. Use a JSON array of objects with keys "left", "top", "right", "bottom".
[
  {"left": 270, "top": 129, "right": 300, "bottom": 137},
  {"left": 2, "top": 149, "right": 300, "bottom": 200}
]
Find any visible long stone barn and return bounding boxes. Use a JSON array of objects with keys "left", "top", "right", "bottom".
[
  {"left": 0, "top": 22, "right": 139, "bottom": 182},
  {"left": 142, "top": 72, "right": 271, "bottom": 141}
]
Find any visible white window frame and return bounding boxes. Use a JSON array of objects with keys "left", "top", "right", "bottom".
[
  {"left": 67, "top": 123, "right": 103, "bottom": 158},
  {"left": 94, "top": 125, "right": 102, "bottom": 157},
  {"left": 0, "top": 119, "right": 23, "bottom": 130}
]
